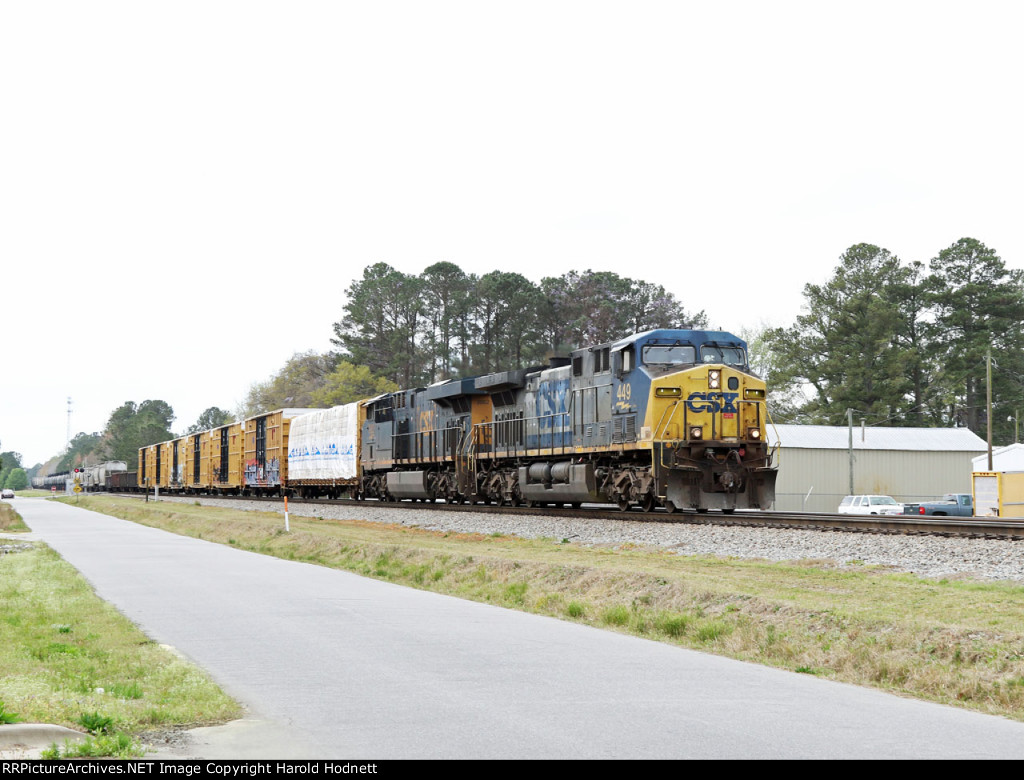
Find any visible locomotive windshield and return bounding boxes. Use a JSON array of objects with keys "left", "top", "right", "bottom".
[
  {"left": 700, "top": 345, "right": 746, "bottom": 368},
  {"left": 642, "top": 344, "right": 697, "bottom": 366}
]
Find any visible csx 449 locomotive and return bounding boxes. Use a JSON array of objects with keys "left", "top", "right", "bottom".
[{"left": 361, "top": 328, "right": 778, "bottom": 513}]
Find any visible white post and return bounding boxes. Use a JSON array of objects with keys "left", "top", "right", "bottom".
[{"left": 284, "top": 495, "right": 290, "bottom": 532}]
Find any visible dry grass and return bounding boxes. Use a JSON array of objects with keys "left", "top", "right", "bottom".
[
  {"left": 62, "top": 495, "right": 1024, "bottom": 721},
  {"left": 0, "top": 501, "right": 29, "bottom": 532}
]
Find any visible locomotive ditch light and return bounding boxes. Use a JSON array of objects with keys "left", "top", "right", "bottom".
[
  {"left": 747, "top": 427, "right": 761, "bottom": 440},
  {"left": 708, "top": 370, "right": 721, "bottom": 389},
  {"left": 690, "top": 426, "right": 703, "bottom": 440}
]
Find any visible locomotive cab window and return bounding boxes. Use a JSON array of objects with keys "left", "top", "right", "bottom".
[
  {"left": 642, "top": 344, "right": 696, "bottom": 366},
  {"left": 614, "top": 346, "right": 635, "bottom": 375},
  {"left": 700, "top": 345, "right": 746, "bottom": 368}
]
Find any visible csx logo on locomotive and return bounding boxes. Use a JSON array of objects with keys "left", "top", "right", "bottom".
[{"left": 685, "top": 391, "right": 739, "bottom": 414}]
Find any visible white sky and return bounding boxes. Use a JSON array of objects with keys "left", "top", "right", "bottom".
[{"left": 2, "top": 1, "right": 1022, "bottom": 467}]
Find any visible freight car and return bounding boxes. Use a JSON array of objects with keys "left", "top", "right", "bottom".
[
  {"left": 130, "top": 328, "right": 778, "bottom": 513},
  {"left": 32, "top": 461, "right": 127, "bottom": 492},
  {"left": 137, "top": 409, "right": 317, "bottom": 496}
]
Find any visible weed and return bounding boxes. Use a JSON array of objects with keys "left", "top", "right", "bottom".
[
  {"left": 42, "top": 732, "right": 141, "bottom": 759},
  {"left": 601, "top": 605, "right": 631, "bottom": 626},
  {"left": 0, "top": 701, "right": 22, "bottom": 724},
  {"left": 656, "top": 612, "right": 690, "bottom": 638},
  {"left": 77, "top": 712, "right": 114, "bottom": 734},
  {"left": 566, "top": 601, "right": 586, "bottom": 618},
  {"left": 695, "top": 620, "right": 731, "bottom": 643},
  {"left": 504, "top": 582, "right": 528, "bottom": 604}
]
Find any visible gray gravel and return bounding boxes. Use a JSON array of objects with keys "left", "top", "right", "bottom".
[{"left": 157, "top": 496, "right": 1024, "bottom": 584}]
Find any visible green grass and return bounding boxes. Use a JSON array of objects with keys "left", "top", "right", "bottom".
[
  {"left": 54, "top": 495, "right": 1024, "bottom": 723},
  {"left": 0, "top": 542, "right": 242, "bottom": 757}
]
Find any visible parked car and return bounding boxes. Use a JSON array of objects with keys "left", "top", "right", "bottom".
[
  {"left": 1, "top": 489, "right": 14, "bottom": 499},
  {"left": 902, "top": 493, "right": 973, "bottom": 516},
  {"left": 837, "top": 494, "right": 904, "bottom": 515}
]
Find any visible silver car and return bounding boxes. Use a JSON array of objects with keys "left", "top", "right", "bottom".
[{"left": 1, "top": 489, "right": 14, "bottom": 499}]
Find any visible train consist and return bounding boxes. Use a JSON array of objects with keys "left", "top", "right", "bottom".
[
  {"left": 87, "top": 329, "right": 780, "bottom": 513},
  {"left": 32, "top": 461, "right": 128, "bottom": 492}
]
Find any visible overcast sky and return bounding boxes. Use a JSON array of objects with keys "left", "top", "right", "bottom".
[{"left": 2, "top": 1, "right": 1022, "bottom": 468}]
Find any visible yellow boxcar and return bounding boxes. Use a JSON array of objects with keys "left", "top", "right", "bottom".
[
  {"left": 243, "top": 408, "right": 319, "bottom": 495},
  {"left": 138, "top": 445, "right": 156, "bottom": 488},
  {"left": 210, "top": 422, "right": 245, "bottom": 494}
]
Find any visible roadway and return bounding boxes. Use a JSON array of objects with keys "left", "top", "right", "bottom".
[{"left": 13, "top": 497, "right": 1024, "bottom": 759}]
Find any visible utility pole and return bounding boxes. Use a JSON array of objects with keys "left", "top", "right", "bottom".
[
  {"left": 847, "top": 408, "right": 854, "bottom": 495},
  {"left": 987, "top": 349, "right": 993, "bottom": 470}
]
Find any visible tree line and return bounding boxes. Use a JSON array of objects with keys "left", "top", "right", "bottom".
[
  {"left": 333, "top": 262, "right": 706, "bottom": 387},
  {"left": 30, "top": 241, "right": 1024, "bottom": 475},
  {"left": 757, "top": 237, "right": 1024, "bottom": 445}
]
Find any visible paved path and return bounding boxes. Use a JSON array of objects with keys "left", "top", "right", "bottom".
[{"left": 13, "top": 497, "right": 1024, "bottom": 759}]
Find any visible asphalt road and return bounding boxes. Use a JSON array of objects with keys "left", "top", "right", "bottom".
[{"left": 13, "top": 497, "right": 1024, "bottom": 759}]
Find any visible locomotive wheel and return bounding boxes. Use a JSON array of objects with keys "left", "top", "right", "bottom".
[
  {"left": 722, "top": 507, "right": 735, "bottom": 514},
  {"left": 616, "top": 494, "right": 630, "bottom": 512},
  {"left": 664, "top": 500, "right": 678, "bottom": 514},
  {"left": 640, "top": 494, "right": 656, "bottom": 513}
]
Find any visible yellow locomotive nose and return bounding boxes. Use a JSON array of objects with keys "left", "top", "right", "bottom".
[{"left": 647, "top": 365, "right": 768, "bottom": 446}]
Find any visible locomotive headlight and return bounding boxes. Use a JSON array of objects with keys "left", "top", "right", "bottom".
[
  {"left": 708, "top": 370, "right": 721, "bottom": 389},
  {"left": 747, "top": 427, "right": 761, "bottom": 440},
  {"left": 690, "top": 426, "right": 704, "bottom": 440}
]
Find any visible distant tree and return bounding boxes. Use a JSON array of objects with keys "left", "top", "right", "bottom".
[
  {"left": 311, "top": 361, "right": 399, "bottom": 407},
  {"left": 470, "top": 271, "right": 544, "bottom": 372},
  {"left": 103, "top": 400, "right": 176, "bottom": 469},
  {"left": 537, "top": 270, "right": 706, "bottom": 354},
  {"left": 0, "top": 450, "right": 21, "bottom": 490},
  {"left": 57, "top": 432, "right": 103, "bottom": 471},
  {"left": 332, "top": 263, "right": 424, "bottom": 386},
  {"left": 926, "top": 237, "right": 1024, "bottom": 440},
  {"left": 765, "top": 243, "right": 912, "bottom": 424},
  {"left": 420, "top": 262, "right": 473, "bottom": 381},
  {"left": 185, "top": 407, "right": 234, "bottom": 434},
  {"left": 237, "top": 352, "right": 338, "bottom": 419},
  {"left": 625, "top": 280, "right": 707, "bottom": 334},
  {"left": 740, "top": 322, "right": 806, "bottom": 423},
  {"left": 4, "top": 468, "right": 28, "bottom": 491}
]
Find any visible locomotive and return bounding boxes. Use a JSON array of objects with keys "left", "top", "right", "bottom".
[
  {"left": 110, "top": 328, "right": 778, "bottom": 513},
  {"left": 358, "top": 328, "right": 777, "bottom": 513}
]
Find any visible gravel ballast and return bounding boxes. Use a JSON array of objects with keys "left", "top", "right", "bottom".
[{"left": 158, "top": 497, "right": 1024, "bottom": 584}]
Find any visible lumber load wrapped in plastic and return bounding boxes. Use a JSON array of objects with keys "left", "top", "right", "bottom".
[{"left": 287, "top": 403, "right": 360, "bottom": 481}]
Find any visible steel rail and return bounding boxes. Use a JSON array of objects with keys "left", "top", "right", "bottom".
[{"left": 109, "top": 491, "right": 1024, "bottom": 540}]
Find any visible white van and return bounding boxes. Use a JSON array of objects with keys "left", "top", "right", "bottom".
[{"left": 837, "top": 495, "right": 904, "bottom": 515}]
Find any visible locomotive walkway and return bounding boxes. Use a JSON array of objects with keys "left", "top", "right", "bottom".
[{"left": 14, "top": 498, "right": 1024, "bottom": 759}]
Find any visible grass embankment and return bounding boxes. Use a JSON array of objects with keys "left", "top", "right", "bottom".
[
  {"left": 60, "top": 494, "right": 1024, "bottom": 722},
  {"left": 0, "top": 537, "right": 242, "bottom": 757},
  {"left": 0, "top": 501, "right": 29, "bottom": 532}
]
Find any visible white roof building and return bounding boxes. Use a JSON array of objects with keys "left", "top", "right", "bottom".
[
  {"left": 971, "top": 442, "right": 1024, "bottom": 473},
  {"left": 766, "top": 424, "right": 987, "bottom": 513}
]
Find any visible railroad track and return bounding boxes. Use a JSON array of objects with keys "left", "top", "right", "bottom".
[{"left": 119, "top": 492, "right": 1024, "bottom": 540}]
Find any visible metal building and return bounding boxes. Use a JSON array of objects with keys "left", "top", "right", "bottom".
[{"left": 767, "top": 424, "right": 987, "bottom": 513}]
